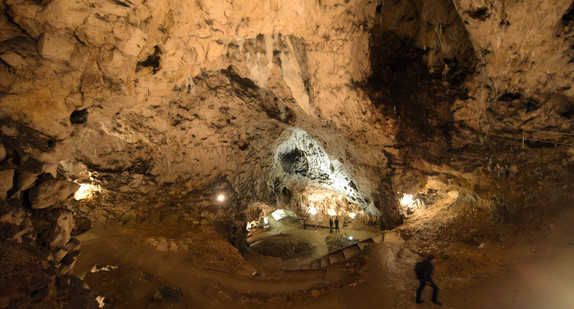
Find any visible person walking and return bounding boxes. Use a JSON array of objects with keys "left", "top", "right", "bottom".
[
  {"left": 329, "top": 217, "right": 333, "bottom": 233},
  {"left": 415, "top": 255, "right": 442, "bottom": 305},
  {"left": 334, "top": 217, "right": 340, "bottom": 232}
]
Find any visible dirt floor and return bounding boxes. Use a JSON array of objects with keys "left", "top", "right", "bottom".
[
  {"left": 247, "top": 216, "right": 379, "bottom": 262},
  {"left": 249, "top": 233, "right": 313, "bottom": 260},
  {"left": 72, "top": 204, "right": 574, "bottom": 309}
]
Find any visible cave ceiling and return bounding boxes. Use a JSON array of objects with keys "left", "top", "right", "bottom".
[{"left": 0, "top": 0, "right": 572, "bottom": 226}]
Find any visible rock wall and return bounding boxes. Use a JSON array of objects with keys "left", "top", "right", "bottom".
[
  {"left": 367, "top": 0, "right": 573, "bottom": 204},
  {"left": 0, "top": 1, "right": 395, "bottom": 306},
  {"left": 0, "top": 0, "right": 393, "bottom": 214}
]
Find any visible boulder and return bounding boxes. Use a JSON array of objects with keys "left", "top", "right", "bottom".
[
  {"left": 51, "top": 211, "right": 75, "bottom": 249},
  {"left": 17, "top": 171, "right": 39, "bottom": 192},
  {"left": 0, "top": 141, "right": 5, "bottom": 162},
  {"left": 38, "top": 32, "right": 75, "bottom": 62},
  {"left": 28, "top": 180, "right": 80, "bottom": 209},
  {"left": 0, "top": 169, "right": 14, "bottom": 200},
  {"left": 59, "top": 250, "right": 81, "bottom": 274},
  {"left": 72, "top": 217, "right": 91, "bottom": 236},
  {"left": 39, "top": 210, "right": 75, "bottom": 250}
]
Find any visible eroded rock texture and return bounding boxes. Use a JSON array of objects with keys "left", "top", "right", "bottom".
[{"left": 0, "top": 0, "right": 573, "bottom": 307}]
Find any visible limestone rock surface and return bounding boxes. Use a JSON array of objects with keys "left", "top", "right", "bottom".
[{"left": 29, "top": 180, "right": 80, "bottom": 209}]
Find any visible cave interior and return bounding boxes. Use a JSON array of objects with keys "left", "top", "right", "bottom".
[{"left": 0, "top": 0, "right": 574, "bottom": 308}]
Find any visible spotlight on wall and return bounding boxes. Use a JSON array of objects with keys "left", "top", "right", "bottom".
[
  {"left": 307, "top": 206, "right": 318, "bottom": 215},
  {"left": 399, "top": 194, "right": 415, "bottom": 207},
  {"left": 399, "top": 193, "right": 420, "bottom": 214},
  {"left": 349, "top": 212, "right": 356, "bottom": 219},
  {"left": 74, "top": 183, "right": 100, "bottom": 200},
  {"left": 272, "top": 209, "right": 289, "bottom": 221},
  {"left": 217, "top": 194, "right": 225, "bottom": 202}
]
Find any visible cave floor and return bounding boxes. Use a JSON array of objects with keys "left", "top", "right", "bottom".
[
  {"left": 247, "top": 216, "right": 380, "bottom": 263},
  {"left": 71, "top": 207, "right": 574, "bottom": 309}
]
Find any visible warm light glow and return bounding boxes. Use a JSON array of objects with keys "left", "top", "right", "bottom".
[
  {"left": 399, "top": 194, "right": 415, "bottom": 207},
  {"left": 96, "top": 296, "right": 106, "bottom": 308},
  {"left": 217, "top": 194, "right": 225, "bottom": 202},
  {"left": 74, "top": 183, "right": 100, "bottom": 200},
  {"left": 349, "top": 212, "right": 356, "bottom": 219},
  {"left": 272, "top": 209, "right": 289, "bottom": 221},
  {"left": 327, "top": 209, "right": 336, "bottom": 216},
  {"left": 349, "top": 236, "right": 354, "bottom": 241},
  {"left": 307, "top": 206, "right": 318, "bottom": 215},
  {"left": 399, "top": 193, "right": 420, "bottom": 213}
]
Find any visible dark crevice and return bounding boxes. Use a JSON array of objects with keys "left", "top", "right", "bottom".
[
  {"left": 136, "top": 45, "right": 161, "bottom": 74},
  {"left": 562, "top": 2, "right": 574, "bottom": 23},
  {"left": 70, "top": 109, "right": 89, "bottom": 124},
  {"left": 278, "top": 148, "right": 309, "bottom": 175},
  {"left": 363, "top": 0, "right": 477, "bottom": 164},
  {"left": 465, "top": 7, "right": 490, "bottom": 21},
  {"left": 497, "top": 92, "right": 522, "bottom": 102},
  {"left": 2, "top": 8, "right": 36, "bottom": 40},
  {"left": 110, "top": 0, "right": 132, "bottom": 8}
]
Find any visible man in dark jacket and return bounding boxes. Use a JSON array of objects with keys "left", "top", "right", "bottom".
[{"left": 416, "top": 255, "right": 441, "bottom": 305}]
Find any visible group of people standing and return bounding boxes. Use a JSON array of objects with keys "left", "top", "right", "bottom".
[{"left": 329, "top": 216, "right": 340, "bottom": 233}]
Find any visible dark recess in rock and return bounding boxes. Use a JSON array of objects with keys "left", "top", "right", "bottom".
[
  {"left": 261, "top": 92, "right": 282, "bottom": 120},
  {"left": 278, "top": 148, "right": 309, "bottom": 175},
  {"left": 349, "top": 181, "right": 357, "bottom": 191},
  {"left": 111, "top": 0, "right": 131, "bottom": 7},
  {"left": 0, "top": 37, "right": 41, "bottom": 65},
  {"left": 0, "top": 119, "right": 58, "bottom": 153},
  {"left": 466, "top": 7, "right": 490, "bottom": 21},
  {"left": 60, "top": 250, "right": 81, "bottom": 265},
  {"left": 221, "top": 65, "right": 260, "bottom": 98},
  {"left": 556, "top": 100, "right": 574, "bottom": 118},
  {"left": 562, "top": 2, "right": 574, "bottom": 23},
  {"left": 70, "top": 109, "right": 88, "bottom": 124},
  {"left": 136, "top": 45, "right": 161, "bottom": 74},
  {"left": 366, "top": 31, "right": 460, "bottom": 161},
  {"left": 524, "top": 98, "right": 540, "bottom": 113},
  {"left": 363, "top": 0, "right": 477, "bottom": 164},
  {"left": 281, "top": 186, "right": 292, "bottom": 202},
  {"left": 497, "top": 92, "right": 522, "bottom": 101}
]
